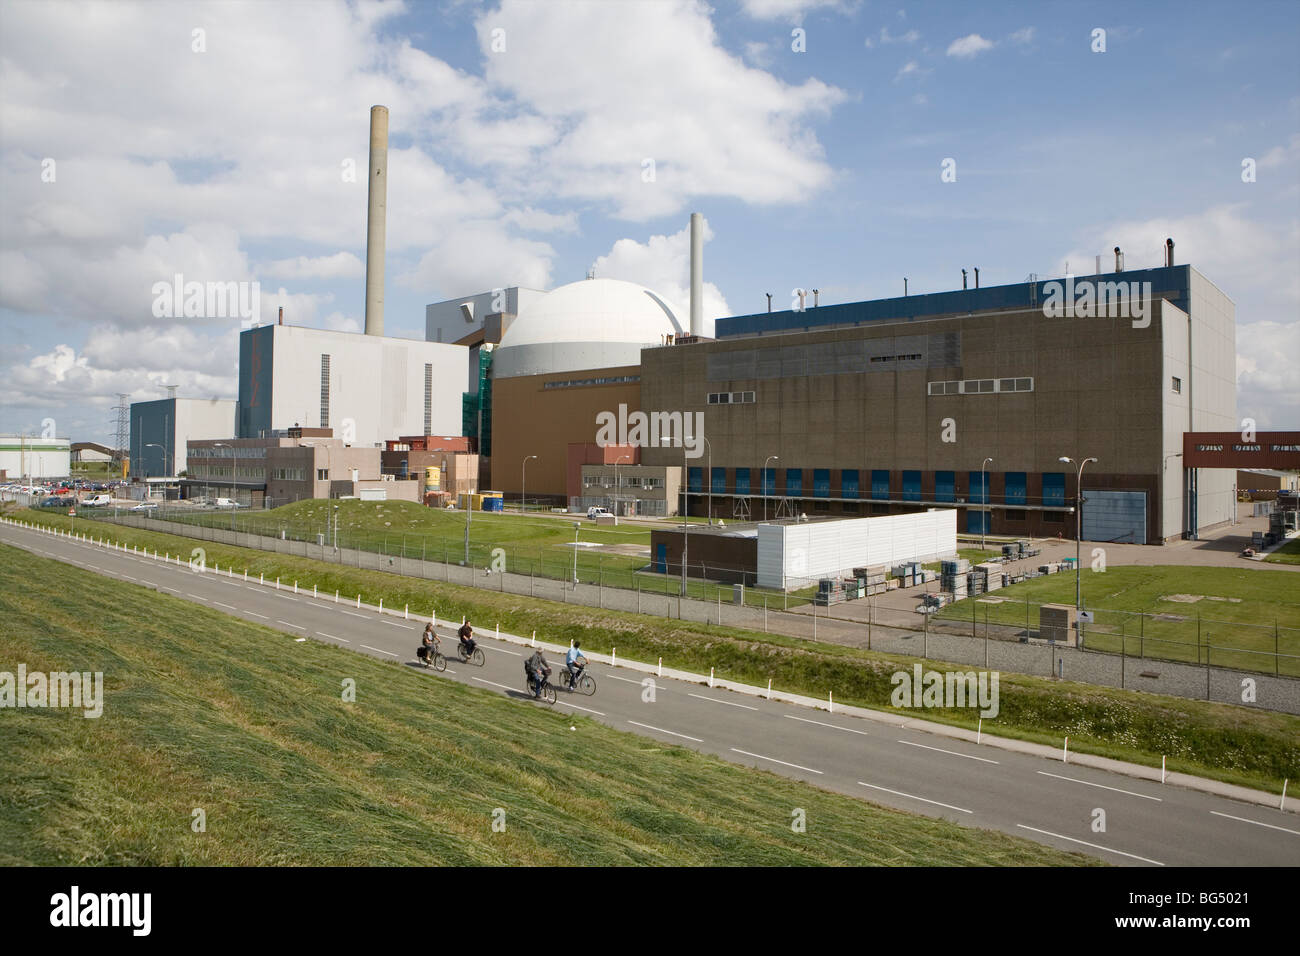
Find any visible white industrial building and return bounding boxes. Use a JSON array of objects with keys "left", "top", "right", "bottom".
[
  {"left": 756, "top": 511, "right": 958, "bottom": 590},
  {"left": 425, "top": 286, "right": 547, "bottom": 346},
  {"left": 130, "top": 397, "right": 237, "bottom": 478},
  {"left": 237, "top": 324, "right": 465, "bottom": 448},
  {"left": 0, "top": 435, "right": 71, "bottom": 480}
]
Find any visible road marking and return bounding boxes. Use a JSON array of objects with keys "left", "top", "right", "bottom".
[
  {"left": 556, "top": 700, "right": 605, "bottom": 716},
  {"left": 731, "top": 748, "right": 823, "bottom": 774},
  {"left": 1036, "top": 771, "right": 1162, "bottom": 801},
  {"left": 858, "top": 782, "right": 972, "bottom": 814},
  {"left": 1014, "top": 824, "right": 1165, "bottom": 865},
  {"left": 212, "top": 601, "right": 237, "bottom": 611},
  {"left": 384, "top": 621, "right": 413, "bottom": 629},
  {"left": 316, "top": 632, "right": 350, "bottom": 644},
  {"left": 1209, "top": 810, "right": 1300, "bottom": 836},
  {"left": 627, "top": 720, "right": 702, "bottom": 742},
  {"left": 120, "top": 574, "right": 136, "bottom": 581},
  {"left": 273, "top": 593, "right": 298, "bottom": 601},
  {"left": 784, "top": 714, "right": 869, "bottom": 736},
  {"left": 898, "top": 739, "right": 1000, "bottom": 764},
  {"left": 277, "top": 620, "right": 303, "bottom": 630},
  {"left": 360, "top": 644, "right": 398, "bottom": 658},
  {"left": 246, "top": 611, "right": 269, "bottom": 619},
  {"left": 473, "top": 677, "right": 516, "bottom": 692},
  {"left": 340, "top": 610, "right": 368, "bottom": 619},
  {"left": 87, "top": 565, "right": 101, "bottom": 571},
  {"left": 186, "top": 593, "right": 207, "bottom": 601},
  {"left": 140, "top": 580, "right": 156, "bottom": 587},
  {"left": 488, "top": 646, "right": 522, "bottom": 657},
  {"left": 689, "top": 693, "right": 759, "bottom": 711}
]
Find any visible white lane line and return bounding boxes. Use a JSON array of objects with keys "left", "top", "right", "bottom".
[
  {"left": 212, "top": 601, "right": 237, "bottom": 611},
  {"left": 384, "top": 621, "right": 413, "bottom": 629},
  {"left": 246, "top": 611, "right": 269, "bottom": 619},
  {"left": 340, "top": 610, "right": 368, "bottom": 619},
  {"left": 731, "top": 748, "right": 823, "bottom": 775},
  {"left": 1014, "top": 824, "right": 1165, "bottom": 866},
  {"left": 858, "top": 782, "right": 972, "bottom": 814},
  {"left": 784, "top": 714, "right": 869, "bottom": 736},
  {"left": 186, "top": 593, "right": 207, "bottom": 601},
  {"left": 473, "top": 677, "right": 516, "bottom": 692},
  {"left": 120, "top": 574, "right": 136, "bottom": 581},
  {"left": 276, "top": 620, "right": 304, "bottom": 630},
  {"left": 273, "top": 594, "right": 298, "bottom": 602},
  {"left": 162, "top": 586, "right": 182, "bottom": 594},
  {"left": 360, "top": 644, "right": 398, "bottom": 659},
  {"left": 87, "top": 565, "right": 101, "bottom": 571},
  {"left": 689, "top": 693, "right": 759, "bottom": 711},
  {"left": 605, "top": 674, "right": 645, "bottom": 685},
  {"left": 627, "top": 720, "right": 702, "bottom": 742},
  {"left": 316, "top": 632, "right": 350, "bottom": 644},
  {"left": 1209, "top": 810, "right": 1300, "bottom": 836},
  {"left": 488, "top": 646, "right": 522, "bottom": 657},
  {"left": 898, "top": 739, "right": 1000, "bottom": 764},
  {"left": 556, "top": 700, "right": 606, "bottom": 716},
  {"left": 141, "top": 581, "right": 157, "bottom": 587},
  {"left": 1036, "top": 771, "right": 1162, "bottom": 802}
]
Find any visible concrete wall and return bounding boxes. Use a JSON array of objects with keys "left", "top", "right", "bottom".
[
  {"left": 0, "top": 437, "right": 70, "bottom": 479},
  {"left": 1187, "top": 269, "right": 1238, "bottom": 532}
]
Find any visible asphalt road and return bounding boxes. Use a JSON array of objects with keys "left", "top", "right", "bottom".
[{"left": 4, "top": 520, "right": 1299, "bottom": 867}]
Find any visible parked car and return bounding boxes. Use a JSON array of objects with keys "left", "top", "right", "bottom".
[
  {"left": 587, "top": 506, "right": 612, "bottom": 520},
  {"left": 130, "top": 502, "right": 159, "bottom": 511}
]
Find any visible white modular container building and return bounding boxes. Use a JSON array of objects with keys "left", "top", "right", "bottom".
[{"left": 756, "top": 510, "right": 958, "bottom": 590}]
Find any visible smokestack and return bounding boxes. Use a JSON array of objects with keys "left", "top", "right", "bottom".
[
  {"left": 278, "top": 306, "right": 283, "bottom": 326},
  {"left": 365, "top": 105, "right": 389, "bottom": 336},
  {"left": 974, "top": 268, "right": 979, "bottom": 289},
  {"left": 765, "top": 292, "right": 772, "bottom": 313},
  {"left": 961, "top": 268, "right": 967, "bottom": 290},
  {"left": 1114, "top": 246, "right": 1123, "bottom": 273},
  {"left": 689, "top": 212, "right": 703, "bottom": 336},
  {"left": 1166, "top": 237, "right": 1175, "bottom": 267}
]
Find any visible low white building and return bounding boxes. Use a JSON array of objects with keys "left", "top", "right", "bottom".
[
  {"left": 238, "top": 325, "right": 466, "bottom": 448},
  {"left": 0, "top": 435, "right": 71, "bottom": 480}
]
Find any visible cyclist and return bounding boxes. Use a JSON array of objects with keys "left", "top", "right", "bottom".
[
  {"left": 565, "top": 640, "right": 587, "bottom": 690},
  {"left": 416, "top": 623, "right": 439, "bottom": 666},
  {"left": 526, "top": 648, "right": 551, "bottom": 698},
  {"left": 458, "top": 620, "right": 476, "bottom": 659}
]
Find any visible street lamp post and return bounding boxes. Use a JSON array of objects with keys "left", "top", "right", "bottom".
[
  {"left": 1059, "top": 455, "right": 1098, "bottom": 614},
  {"left": 980, "top": 457, "right": 993, "bottom": 550},
  {"left": 572, "top": 521, "right": 580, "bottom": 585},
  {"left": 612, "top": 454, "right": 630, "bottom": 525},
  {"left": 762, "top": 455, "right": 779, "bottom": 521},
  {"left": 521, "top": 455, "right": 538, "bottom": 514}
]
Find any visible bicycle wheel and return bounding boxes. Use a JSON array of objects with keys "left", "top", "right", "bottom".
[
  {"left": 578, "top": 674, "right": 596, "bottom": 696},
  {"left": 559, "top": 670, "right": 571, "bottom": 689},
  {"left": 471, "top": 647, "right": 484, "bottom": 666},
  {"left": 433, "top": 652, "right": 447, "bottom": 672},
  {"left": 541, "top": 681, "right": 556, "bottom": 705}
]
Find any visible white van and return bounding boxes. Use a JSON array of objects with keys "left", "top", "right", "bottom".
[{"left": 83, "top": 493, "right": 112, "bottom": 506}]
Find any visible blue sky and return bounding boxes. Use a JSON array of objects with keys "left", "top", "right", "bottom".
[{"left": 1, "top": 0, "right": 1297, "bottom": 445}]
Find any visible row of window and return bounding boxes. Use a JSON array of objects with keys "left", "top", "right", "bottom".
[
  {"left": 189, "top": 446, "right": 269, "bottom": 459},
  {"left": 685, "top": 467, "right": 1070, "bottom": 505},
  {"left": 796, "top": 500, "right": 1069, "bottom": 523},
  {"left": 707, "top": 391, "right": 756, "bottom": 405},
  {"left": 927, "top": 377, "right": 1034, "bottom": 396},
  {"left": 583, "top": 476, "right": 665, "bottom": 489},
  {"left": 270, "top": 467, "right": 306, "bottom": 481},
  {"left": 543, "top": 374, "right": 640, "bottom": 390}
]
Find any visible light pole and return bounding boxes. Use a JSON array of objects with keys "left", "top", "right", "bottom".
[
  {"left": 1059, "top": 455, "right": 1098, "bottom": 613},
  {"left": 980, "top": 457, "right": 993, "bottom": 550},
  {"left": 333, "top": 503, "right": 339, "bottom": 551},
  {"left": 762, "top": 455, "right": 779, "bottom": 521},
  {"left": 612, "top": 454, "right": 630, "bottom": 525},
  {"left": 521, "top": 454, "right": 538, "bottom": 514},
  {"left": 572, "top": 521, "right": 580, "bottom": 585}
]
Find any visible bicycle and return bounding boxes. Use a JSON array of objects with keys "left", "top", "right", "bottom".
[
  {"left": 559, "top": 666, "right": 596, "bottom": 696},
  {"left": 524, "top": 670, "right": 556, "bottom": 704},
  {"left": 416, "top": 644, "right": 447, "bottom": 672},
  {"left": 457, "top": 641, "right": 485, "bottom": 666}
]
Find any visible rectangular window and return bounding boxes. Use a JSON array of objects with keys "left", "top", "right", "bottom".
[
  {"left": 842, "top": 501, "right": 859, "bottom": 514},
  {"left": 871, "top": 469, "right": 890, "bottom": 501},
  {"left": 841, "top": 469, "right": 859, "bottom": 499},
  {"left": 969, "top": 470, "right": 989, "bottom": 505},
  {"left": 1005, "top": 509, "right": 1026, "bottom": 520},
  {"left": 1004, "top": 471, "right": 1027, "bottom": 506},
  {"left": 785, "top": 468, "right": 802, "bottom": 497},
  {"left": 813, "top": 468, "right": 830, "bottom": 498},
  {"left": 1171, "top": 376, "right": 1182, "bottom": 394},
  {"left": 813, "top": 500, "right": 830, "bottom": 511},
  {"left": 1042, "top": 473, "right": 1066, "bottom": 507},
  {"left": 935, "top": 471, "right": 955, "bottom": 503},
  {"left": 762, "top": 467, "right": 776, "bottom": 497},
  {"left": 424, "top": 364, "right": 433, "bottom": 435},
  {"left": 316, "top": 468, "right": 328, "bottom": 481},
  {"left": 319, "top": 355, "right": 331, "bottom": 428},
  {"left": 711, "top": 467, "right": 726, "bottom": 495},
  {"left": 1043, "top": 510, "right": 1065, "bottom": 523},
  {"left": 735, "top": 467, "right": 751, "bottom": 496},
  {"left": 688, "top": 467, "right": 703, "bottom": 493},
  {"left": 902, "top": 470, "right": 921, "bottom": 502}
]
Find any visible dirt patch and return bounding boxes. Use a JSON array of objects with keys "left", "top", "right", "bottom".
[{"left": 1162, "top": 594, "right": 1203, "bottom": 603}]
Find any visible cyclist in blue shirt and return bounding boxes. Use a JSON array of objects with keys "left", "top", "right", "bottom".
[{"left": 566, "top": 640, "right": 587, "bottom": 689}]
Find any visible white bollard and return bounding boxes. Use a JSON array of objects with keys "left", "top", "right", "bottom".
[
  {"left": 708, "top": 666, "right": 714, "bottom": 688},
  {"left": 1063, "top": 737, "right": 1069, "bottom": 764},
  {"left": 244, "top": 570, "right": 248, "bottom": 582},
  {"left": 496, "top": 623, "right": 500, "bottom": 639},
  {"left": 1282, "top": 779, "right": 1289, "bottom": 812},
  {"left": 531, "top": 630, "right": 536, "bottom": 647},
  {"left": 335, "top": 590, "right": 339, "bottom": 603},
  {"left": 767, "top": 678, "right": 772, "bottom": 700},
  {"left": 357, "top": 594, "right": 361, "bottom": 609},
  {"left": 314, "top": 585, "right": 318, "bottom": 598},
  {"left": 612, "top": 647, "right": 617, "bottom": 667},
  {"left": 404, "top": 604, "right": 408, "bottom": 620},
  {"left": 977, "top": 717, "right": 983, "bottom": 745},
  {"left": 260, "top": 572, "right": 264, "bottom": 585},
  {"left": 659, "top": 658, "right": 664, "bottom": 678},
  {"left": 276, "top": 577, "right": 280, "bottom": 590},
  {"left": 379, "top": 598, "right": 383, "bottom": 613},
  {"left": 829, "top": 691, "right": 833, "bottom": 713},
  {"left": 294, "top": 581, "right": 298, "bottom": 594},
  {"left": 1161, "top": 755, "right": 1166, "bottom": 784}
]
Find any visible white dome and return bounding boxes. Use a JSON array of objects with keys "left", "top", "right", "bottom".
[{"left": 492, "top": 277, "right": 684, "bottom": 379}]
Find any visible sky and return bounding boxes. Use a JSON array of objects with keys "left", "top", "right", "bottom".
[{"left": 1, "top": 0, "right": 1297, "bottom": 446}]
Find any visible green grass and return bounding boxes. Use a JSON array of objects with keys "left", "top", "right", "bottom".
[
  {"left": 937, "top": 565, "right": 1300, "bottom": 676},
  {"left": 0, "top": 542, "right": 1094, "bottom": 866},
  {"left": 10, "top": 505, "right": 1300, "bottom": 795},
  {"left": 1265, "top": 538, "right": 1300, "bottom": 566}
]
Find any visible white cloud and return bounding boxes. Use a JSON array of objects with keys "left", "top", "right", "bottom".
[
  {"left": 589, "top": 219, "right": 731, "bottom": 336},
  {"left": 895, "top": 60, "right": 924, "bottom": 81},
  {"left": 262, "top": 252, "right": 365, "bottom": 281},
  {"left": 401, "top": 223, "right": 555, "bottom": 300},
  {"left": 947, "top": 34, "right": 995, "bottom": 58},
  {"left": 1008, "top": 27, "right": 1035, "bottom": 44},
  {"left": 739, "top": 0, "right": 849, "bottom": 21},
  {"left": 880, "top": 26, "right": 920, "bottom": 44}
]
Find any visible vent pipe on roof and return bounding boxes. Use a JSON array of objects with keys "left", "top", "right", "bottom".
[
  {"left": 961, "top": 268, "right": 967, "bottom": 290},
  {"left": 1114, "top": 246, "right": 1123, "bottom": 273},
  {"left": 364, "top": 105, "right": 389, "bottom": 336},
  {"left": 812, "top": 288, "right": 819, "bottom": 307},
  {"left": 278, "top": 306, "right": 283, "bottom": 326},
  {"left": 796, "top": 289, "right": 807, "bottom": 310},
  {"left": 689, "top": 212, "right": 703, "bottom": 336},
  {"left": 1166, "top": 237, "right": 1175, "bottom": 267},
  {"left": 973, "top": 268, "right": 979, "bottom": 289},
  {"left": 765, "top": 292, "right": 772, "bottom": 313},
  {"left": 904, "top": 277, "right": 908, "bottom": 296}
]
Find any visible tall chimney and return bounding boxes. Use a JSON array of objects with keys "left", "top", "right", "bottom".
[
  {"left": 961, "top": 268, "right": 967, "bottom": 290},
  {"left": 974, "top": 268, "right": 979, "bottom": 289},
  {"left": 689, "top": 212, "right": 703, "bottom": 336},
  {"left": 1114, "top": 246, "right": 1123, "bottom": 272},
  {"left": 278, "top": 306, "right": 283, "bottom": 326},
  {"left": 765, "top": 292, "right": 772, "bottom": 313},
  {"left": 1166, "top": 237, "right": 1175, "bottom": 267},
  {"left": 365, "top": 105, "right": 389, "bottom": 337}
]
